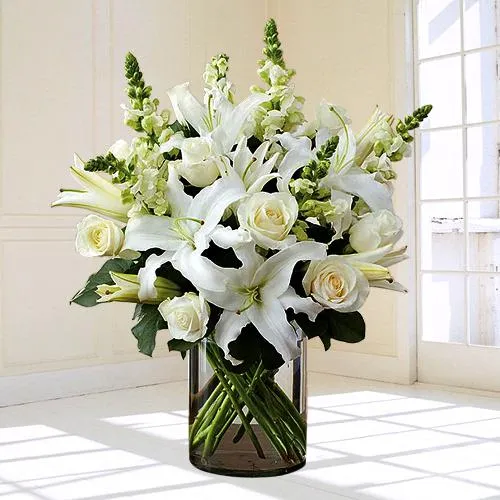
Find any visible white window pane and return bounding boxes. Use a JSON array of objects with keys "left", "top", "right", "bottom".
[
  {"left": 421, "top": 202, "right": 465, "bottom": 270},
  {"left": 418, "top": 0, "right": 461, "bottom": 59},
  {"left": 466, "top": 124, "right": 500, "bottom": 197},
  {"left": 468, "top": 200, "right": 500, "bottom": 271},
  {"left": 464, "top": 0, "right": 500, "bottom": 50},
  {"left": 469, "top": 275, "right": 500, "bottom": 347},
  {"left": 465, "top": 48, "right": 500, "bottom": 123},
  {"left": 422, "top": 273, "right": 466, "bottom": 343},
  {"left": 420, "top": 129, "right": 463, "bottom": 199},
  {"left": 419, "top": 57, "right": 462, "bottom": 128}
]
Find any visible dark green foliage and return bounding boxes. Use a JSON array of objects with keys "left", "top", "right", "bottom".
[
  {"left": 263, "top": 19, "right": 285, "bottom": 67},
  {"left": 84, "top": 152, "right": 133, "bottom": 184},
  {"left": 294, "top": 309, "right": 366, "bottom": 351},
  {"left": 396, "top": 104, "right": 433, "bottom": 143},
  {"left": 167, "top": 339, "right": 197, "bottom": 359},
  {"left": 132, "top": 304, "right": 167, "bottom": 357},
  {"left": 70, "top": 258, "right": 136, "bottom": 307},
  {"left": 228, "top": 324, "right": 285, "bottom": 372}
]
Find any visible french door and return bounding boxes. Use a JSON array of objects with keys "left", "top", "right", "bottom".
[{"left": 414, "top": 0, "right": 500, "bottom": 391}]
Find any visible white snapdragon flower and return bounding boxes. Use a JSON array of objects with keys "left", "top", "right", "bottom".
[
  {"left": 159, "top": 293, "right": 210, "bottom": 342},
  {"left": 349, "top": 209, "right": 403, "bottom": 253},
  {"left": 76, "top": 215, "right": 124, "bottom": 257},
  {"left": 179, "top": 137, "right": 220, "bottom": 187},
  {"left": 237, "top": 192, "right": 298, "bottom": 249},
  {"left": 303, "top": 257, "right": 369, "bottom": 312},
  {"left": 108, "top": 139, "right": 131, "bottom": 161}
]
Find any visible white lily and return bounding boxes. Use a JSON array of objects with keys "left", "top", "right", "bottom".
[
  {"left": 230, "top": 138, "right": 280, "bottom": 194},
  {"left": 52, "top": 154, "right": 132, "bottom": 222},
  {"left": 276, "top": 129, "right": 392, "bottom": 212},
  {"left": 122, "top": 165, "right": 245, "bottom": 301},
  {"left": 166, "top": 83, "right": 270, "bottom": 155},
  {"left": 197, "top": 239, "right": 327, "bottom": 364},
  {"left": 342, "top": 244, "right": 408, "bottom": 292}
]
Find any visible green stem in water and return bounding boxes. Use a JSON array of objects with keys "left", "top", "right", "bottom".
[
  {"left": 205, "top": 346, "right": 266, "bottom": 459},
  {"left": 207, "top": 345, "right": 291, "bottom": 460},
  {"left": 189, "top": 381, "right": 225, "bottom": 443}
]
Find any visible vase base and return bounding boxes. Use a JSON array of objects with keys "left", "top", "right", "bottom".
[{"left": 190, "top": 455, "right": 306, "bottom": 477}]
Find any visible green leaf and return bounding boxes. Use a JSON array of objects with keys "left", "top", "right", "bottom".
[
  {"left": 132, "top": 304, "right": 167, "bottom": 357},
  {"left": 167, "top": 338, "right": 197, "bottom": 359},
  {"left": 328, "top": 310, "right": 365, "bottom": 343},
  {"left": 294, "top": 310, "right": 332, "bottom": 351},
  {"left": 293, "top": 308, "right": 365, "bottom": 349},
  {"left": 71, "top": 258, "right": 136, "bottom": 307}
]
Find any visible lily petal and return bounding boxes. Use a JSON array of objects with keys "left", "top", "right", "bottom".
[
  {"left": 213, "top": 310, "right": 250, "bottom": 365},
  {"left": 167, "top": 82, "right": 208, "bottom": 135},
  {"left": 255, "top": 241, "right": 328, "bottom": 300},
  {"left": 246, "top": 299, "right": 300, "bottom": 363},
  {"left": 138, "top": 251, "right": 175, "bottom": 301},
  {"left": 123, "top": 215, "right": 180, "bottom": 252},
  {"left": 165, "top": 164, "right": 192, "bottom": 218},
  {"left": 323, "top": 172, "right": 393, "bottom": 212},
  {"left": 279, "top": 286, "right": 323, "bottom": 321},
  {"left": 190, "top": 174, "right": 246, "bottom": 251},
  {"left": 218, "top": 93, "right": 271, "bottom": 151},
  {"left": 371, "top": 280, "right": 408, "bottom": 293}
]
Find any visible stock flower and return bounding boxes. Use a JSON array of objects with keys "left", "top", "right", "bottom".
[
  {"left": 96, "top": 272, "right": 181, "bottom": 304},
  {"left": 349, "top": 209, "right": 403, "bottom": 253},
  {"left": 52, "top": 154, "right": 132, "bottom": 222},
  {"left": 303, "top": 257, "right": 369, "bottom": 312},
  {"left": 159, "top": 293, "right": 210, "bottom": 342},
  {"left": 237, "top": 192, "right": 298, "bottom": 249},
  {"left": 178, "top": 137, "right": 220, "bottom": 187},
  {"left": 75, "top": 215, "right": 124, "bottom": 257}
]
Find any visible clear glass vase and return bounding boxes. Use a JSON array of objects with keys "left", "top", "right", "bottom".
[{"left": 189, "top": 337, "right": 307, "bottom": 477}]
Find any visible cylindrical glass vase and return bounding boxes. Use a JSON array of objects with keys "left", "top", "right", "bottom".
[{"left": 189, "top": 337, "right": 307, "bottom": 477}]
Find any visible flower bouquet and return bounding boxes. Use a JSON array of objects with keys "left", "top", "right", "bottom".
[{"left": 52, "top": 19, "right": 430, "bottom": 477}]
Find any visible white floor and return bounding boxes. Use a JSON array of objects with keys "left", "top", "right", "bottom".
[{"left": 1, "top": 373, "right": 500, "bottom": 500}]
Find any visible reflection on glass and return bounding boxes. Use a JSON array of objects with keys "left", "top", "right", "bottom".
[
  {"left": 465, "top": 49, "right": 499, "bottom": 124},
  {"left": 421, "top": 202, "right": 465, "bottom": 270},
  {"left": 468, "top": 200, "right": 500, "bottom": 272},
  {"left": 418, "top": 0, "right": 461, "bottom": 59},
  {"left": 469, "top": 275, "right": 500, "bottom": 347},
  {"left": 419, "top": 57, "right": 462, "bottom": 128},
  {"left": 466, "top": 124, "right": 500, "bottom": 197},
  {"left": 422, "top": 273, "right": 466, "bottom": 343},
  {"left": 420, "top": 129, "right": 463, "bottom": 199},
  {"left": 463, "top": 0, "right": 500, "bottom": 50}
]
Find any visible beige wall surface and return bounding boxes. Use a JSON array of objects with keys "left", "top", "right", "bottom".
[{"left": 0, "top": 0, "right": 412, "bottom": 388}]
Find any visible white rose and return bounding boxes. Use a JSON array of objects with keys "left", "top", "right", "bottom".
[
  {"left": 159, "top": 293, "right": 210, "bottom": 342},
  {"left": 75, "top": 215, "right": 124, "bottom": 257},
  {"left": 349, "top": 209, "right": 403, "bottom": 253},
  {"left": 109, "top": 139, "right": 131, "bottom": 161},
  {"left": 237, "top": 192, "right": 298, "bottom": 250},
  {"left": 179, "top": 137, "right": 220, "bottom": 187},
  {"left": 303, "top": 256, "right": 369, "bottom": 312}
]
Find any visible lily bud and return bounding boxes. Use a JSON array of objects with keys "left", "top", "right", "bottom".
[{"left": 96, "top": 272, "right": 181, "bottom": 304}]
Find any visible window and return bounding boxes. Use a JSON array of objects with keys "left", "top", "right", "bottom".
[{"left": 415, "top": 0, "right": 500, "bottom": 347}]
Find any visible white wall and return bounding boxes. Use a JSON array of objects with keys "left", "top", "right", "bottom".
[{"left": 0, "top": 0, "right": 413, "bottom": 404}]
